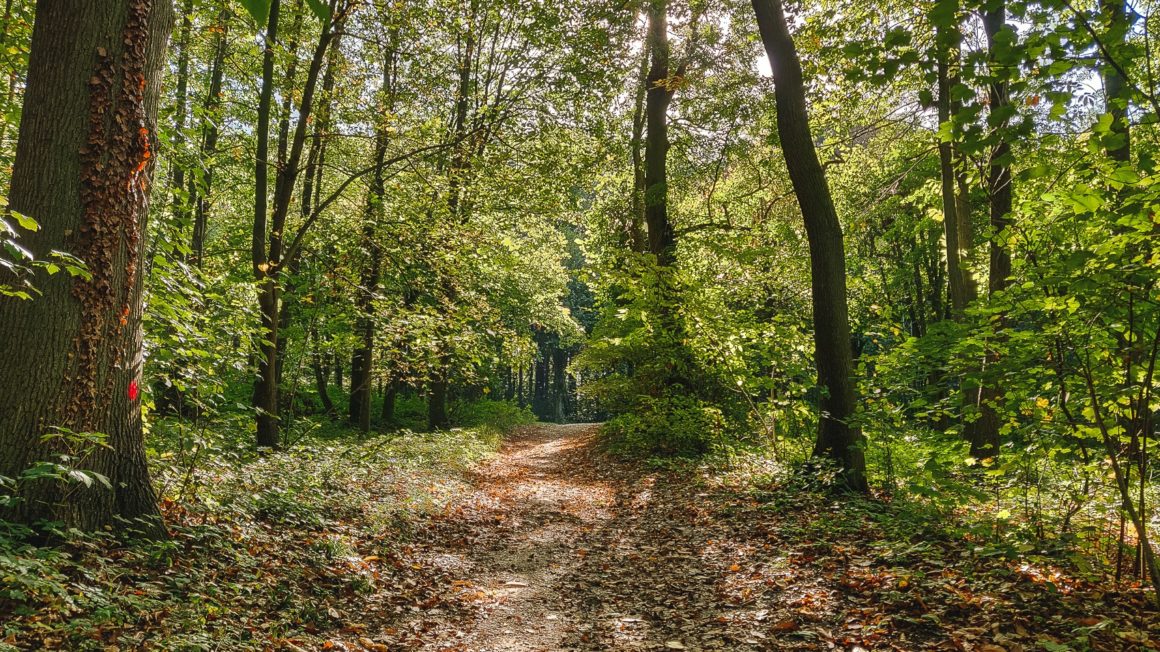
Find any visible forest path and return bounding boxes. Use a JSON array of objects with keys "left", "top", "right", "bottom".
[{"left": 367, "top": 422, "right": 826, "bottom": 652}]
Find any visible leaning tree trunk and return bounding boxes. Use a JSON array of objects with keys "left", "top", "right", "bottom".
[
  {"left": 252, "top": 0, "right": 338, "bottom": 448},
  {"left": 0, "top": 0, "right": 174, "bottom": 534},
  {"left": 752, "top": 0, "right": 867, "bottom": 491}
]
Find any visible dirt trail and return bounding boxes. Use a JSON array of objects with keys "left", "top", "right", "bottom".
[
  {"left": 373, "top": 423, "right": 817, "bottom": 652},
  {"left": 357, "top": 423, "right": 1145, "bottom": 652}
]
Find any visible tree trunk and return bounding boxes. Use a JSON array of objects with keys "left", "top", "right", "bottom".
[
  {"left": 628, "top": 26, "right": 651, "bottom": 252},
  {"left": 192, "top": 3, "right": 227, "bottom": 268},
  {"left": 170, "top": 0, "right": 192, "bottom": 234},
  {"left": 351, "top": 30, "right": 395, "bottom": 433},
  {"left": 971, "top": 0, "right": 1013, "bottom": 460},
  {"left": 310, "top": 327, "right": 336, "bottom": 416},
  {"left": 644, "top": 0, "right": 676, "bottom": 266},
  {"left": 252, "top": 0, "right": 281, "bottom": 449},
  {"left": 752, "top": 0, "right": 867, "bottom": 491},
  {"left": 517, "top": 362, "right": 525, "bottom": 408},
  {"left": 381, "top": 381, "right": 397, "bottom": 425},
  {"left": 154, "top": 0, "right": 193, "bottom": 418},
  {"left": 253, "top": 0, "right": 339, "bottom": 448},
  {"left": 0, "top": 0, "right": 174, "bottom": 534},
  {"left": 1100, "top": 0, "right": 1131, "bottom": 165},
  {"left": 552, "top": 347, "right": 567, "bottom": 423},
  {"left": 935, "top": 0, "right": 971, "bottom": 316},
  {"left": 428, "top": 378, "right": 449, "bottom": 431}
]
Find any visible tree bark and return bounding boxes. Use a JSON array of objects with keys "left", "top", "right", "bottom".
[
  {"left": 252, "top": 0, "right": 340, "bottom": 448},
  {"left": 1100, "top": 0, "right": 1131, "bottom": 165},
  {"left": 629, "top": 25, "right": 651, "bottom": 253},
  {"left": 351, "top": 29, "right": 395, "bottom": 433},
  {"left": 0, "top": 0, "right": 174, "bottom": 534},
  {"left": 644, "top": 0, "right": 676, "bottom": 266},
  {"left": 935, "top": 0, "right": 972, "bottom": 316},
  {"left": 428, "top": 377, "right": 450, "bottom": 430},
  {"left": 252, "top": 0, "right": 281, "bottom": 448},
  {"left": 381, "top": 381, "right": 397, "bottom": 425},
  {"left": 971, "top": 0, "right": 1014, "bottom": 459},
  {"left": 552, "top": 347, "right": 567, "bottom": 423},
  {"left": 752, "top": 0, "right": 867, "bottom": 491},
  {"left": 310, "top": 327, "right": 336, "bottom": 416},
  {"left": 192, "top": 3, "right": 227, "bottom": 268}
]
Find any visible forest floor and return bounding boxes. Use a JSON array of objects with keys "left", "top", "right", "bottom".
[
  {"left": 330, "top": 423, "right": 1158, "bottom": 652},
  {"left": 3, "top": 422, "right": 1158, "bottom": 651}
]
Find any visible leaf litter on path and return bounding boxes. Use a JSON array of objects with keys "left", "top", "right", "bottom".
[{"left": 323, "top": 423, "right": 1158, "bottom": 652}]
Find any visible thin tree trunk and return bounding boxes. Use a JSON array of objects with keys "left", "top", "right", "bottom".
[
  {"left": 971, "top": 0, "right": 1014, "bottom": 459},
  {"left": 170, "top": 0, "right": 192, "bottom": 232},
  {"left": 381, "top": 381, "right": 397, "bottom": 425},
  {"left": 310, "top": 327, "right": 336, "bottom": 416},
  {"left": 428, "top": 376, "right": 449, "bottom": 430},
  {"left": 252, "top": 0, "right": 281, "bottom": 448},
  {"left": 253, "top": 0, "right": 340, "bottom": 448},
  {"left": 935, "top": 0, "right": 970, "bottom": 316},
  {"left": 552, "top": 347, "right": 567, "bottom": 423},
  {"left": 192, "top": 3, "right": 227, "bottom": 267},
  {"left": 517, "top": 361, "right": 525, "bottom": 408},
  {"left": 351, "top": 28, "right": 395, "bottom": 433},
  {"left": 0, "top": 0, "right": 174, "bottom": 534},
  {"left": 629, "top": 25, "right": 651, "bottom": 252},
  {"left": 644, "top": 0, "right": 676, "bottom": 266},
  {"left": 752, "top": 0, "right": 867, "bottom": 491}
]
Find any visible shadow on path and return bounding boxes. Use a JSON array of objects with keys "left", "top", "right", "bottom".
[{"left": 374, "top": 423, "right": 832, "bottom": 652}]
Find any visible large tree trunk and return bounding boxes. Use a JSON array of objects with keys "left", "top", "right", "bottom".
[
  {"left": 751, "top": 0, "right": 867, "bottom": 491},
  {"left": 628, "top": 25, "right": 651, "bottom": 253},
  {"left": 0, "top": 0, "right": 174, "bottom": 534}
]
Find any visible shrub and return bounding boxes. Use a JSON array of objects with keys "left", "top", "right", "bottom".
[
  {"left": 450, "top": 399, "right": 536, "bottom": 431},
  {"left": 601, "top": 395, "right": 729, "bottom": 458}
]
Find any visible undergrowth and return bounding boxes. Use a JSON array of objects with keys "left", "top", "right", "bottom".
[{"left": 0, "top": 422, "right": 506, "bottom": 650}]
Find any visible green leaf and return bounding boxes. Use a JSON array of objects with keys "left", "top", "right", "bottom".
[
  {"left": 305, "top": 0, "right": 331, "bottom": 22},
  {"left": 238, "top": 0, "right": 271, "bottom": 27},
  {"left": 67, "top": 469, "right": 93, "bottom": 487},
  {"left": 11, "top": 210, "right": 37, "bottom": 232}
]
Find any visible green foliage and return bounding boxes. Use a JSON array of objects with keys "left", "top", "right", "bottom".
[
  {"left": 602, "top": 395, "right": 730, "bottom": 458},
  {"left": 0, "top": 420, "right": 506, "bottom": 649},
  {"left": 449, "top": 399, "right": 536, "bottom": 432}
]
